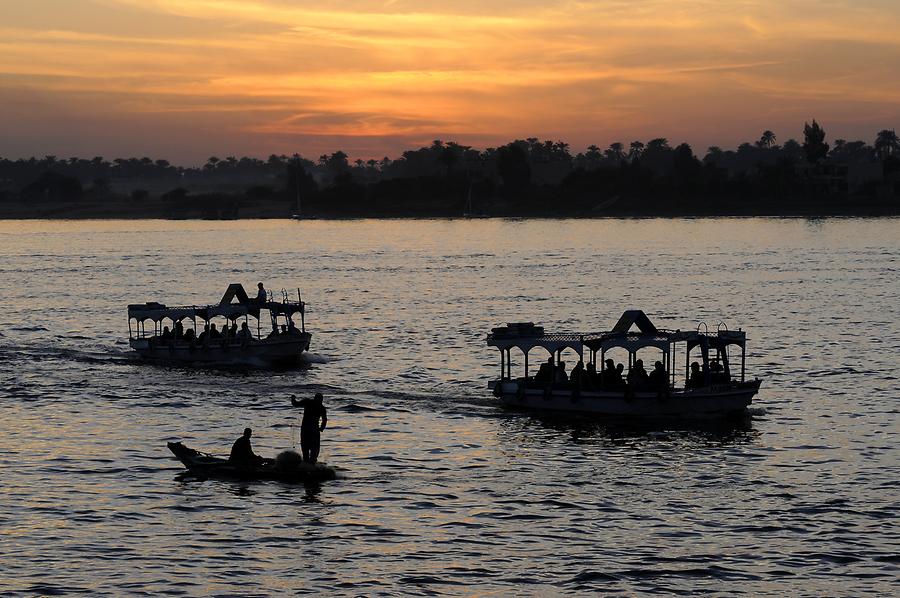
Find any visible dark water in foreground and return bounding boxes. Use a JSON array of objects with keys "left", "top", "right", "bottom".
[{"left": 0, "top": 218, "right": 898, "bottom": 596}]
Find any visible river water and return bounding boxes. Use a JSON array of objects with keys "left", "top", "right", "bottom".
[{"left": 0, "top": 218, "right": 898, "bottom": 596}]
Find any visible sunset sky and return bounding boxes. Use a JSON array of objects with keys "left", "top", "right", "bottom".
[{"left": 2, "top": 0, "right": 899, "bottom": 164}]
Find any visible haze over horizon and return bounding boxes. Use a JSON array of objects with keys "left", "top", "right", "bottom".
[{"left": 3, "top": 0, "right": 899, "bottom": 164}]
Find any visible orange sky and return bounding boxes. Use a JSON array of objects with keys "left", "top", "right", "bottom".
[{"left": 2, "top": 0, "right": 899, "bottom": 163}]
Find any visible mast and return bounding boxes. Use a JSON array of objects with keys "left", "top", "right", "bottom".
[
  {"left": 295, "top": 164, "right": 302, "bottom": 217},
  {"left": 463, "top": 181, "right": 473, "bottom": 216}
]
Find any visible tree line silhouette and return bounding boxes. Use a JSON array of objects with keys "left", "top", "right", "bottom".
[{"left": 1, "top": 122, "right": 898, "bottom": 217}]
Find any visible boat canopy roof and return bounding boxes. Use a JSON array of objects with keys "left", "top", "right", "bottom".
[
  {"left": 487, "top": 311, "right": 746, "bottom": 353},
  {"left": 128, "top": 283, "right": 305, "bottom": 322}
]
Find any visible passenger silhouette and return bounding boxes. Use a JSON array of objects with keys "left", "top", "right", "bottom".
[
  {"left": 688, "top": 361, "right": 704, "bottom": 388},
  {"left": 710, "top": 359, "right": 728, "bottom": 384},
  {"left": 554, "top": 360, "right": 568, "bottom": 383},
  {"left": 256, "top": 282, "right": 267, "bottom": 303},
  {"left": 601, "top": 358, "right": 617, "bottom": 388},
  {"left": 534, "top": 357, "right": 554, "bottom": 384},
  {"left": 585, "top": 362, "right": 597, "bottom": 390},
  {"left": 616, "top": 363, "right": 626, "bottom": 387},
  {"left": 291, "top": 393, "right": 328, "bottom": 463},
  {"left": 209, "top": 323, "right": 221, "bottom": 340},
  {"left": 627, "top": 359, "right": 649, "bottom": 389},
  {"left": 648, "top": 360, "right": 668, "bottom": 393},
  {"left": 160, "top": 326, "right": 172, "bottom": 340},
  {"left": 570, "top": 360, "right": 585, "bottom": 388},
  {"left": 229, "top": 427, "right": 262, "bottom": 466},
  {"left": 197, "top": 323, "right": 210, "bottom": 344},
  {"left": 174, "top": 320, "right": 184, "bottom": 340}
]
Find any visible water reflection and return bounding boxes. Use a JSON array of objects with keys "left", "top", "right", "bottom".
[
  {"left": 503, "top": 411, "right": 758, "bottom": 445},
  {"left": 232, "top": 485, "right": 255, "bottom": 497}
]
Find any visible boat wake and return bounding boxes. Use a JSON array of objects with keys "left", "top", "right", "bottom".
[{"left": 301, "top": 352, "right": 331, "bottom": 364}]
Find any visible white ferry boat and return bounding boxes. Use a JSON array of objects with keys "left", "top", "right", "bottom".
[
  {"left": 128, "top": 284, "right": 311, "bottom": 367},
  {"left": 486, "top": 310, "right": 761, "bottom": 418}
]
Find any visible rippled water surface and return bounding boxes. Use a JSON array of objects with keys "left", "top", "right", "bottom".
[{"left": 1, "top": 218, "right": 898, "bottom": 596}]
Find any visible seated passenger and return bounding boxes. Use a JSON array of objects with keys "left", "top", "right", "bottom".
[
  {"left": 616, "top": 363, "right": 626, "bottom": 387},
  {"left": 648, "top": 361, "right": 668, "bottom": 393},
  {"left": 160, "top": 326, "right": 172, "bottom": 340},
  {"left": 534, "top": 357, "right": 554, "bottom": 384},
  {"left": 174, "top": 321, "right": 184, "bottom": 340},
  {"left": 183, "top": 328, "right": 196, "bottom": 342},
  {"left": 710, "top": 360, "right": 729, "bottom": 384},
  {"left": 570, "top": 360, "right": 585, "bottom": 388},
  {"left": 627, "top": 359, "right": 650, "bottom": 389},
  {"left": 584, "top": 362, "right": 597, "bottom": 390},
  {"left": 600, "top": 359, "right": 615, "bottom": 388},
  {"left": 238, "top": 322, "right": 253, "bottom": 340},
  {"left": 229, "top": 322, "right": 238, "bottom": 338},
  {"left": 688, "top": 362, "right": 704, "bottom": 388},
  {"left": 197, "top": 324, "right": 210, "bottom": 344},
  {"left": 554, "top": 360, "right": 568, "bottom": 384},
  {"left": 209, "top": 323, "right": 222, "bottom": 340}
]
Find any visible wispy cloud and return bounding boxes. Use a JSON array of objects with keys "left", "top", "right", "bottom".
[{"left": 1, "top": 0, "right": 899, "bottom": 161}]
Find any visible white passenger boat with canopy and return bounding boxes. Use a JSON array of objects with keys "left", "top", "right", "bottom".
[
  {"left": 486, "top": 310, "right": 761, "bottom": 417},
  {"left": 128, "top": 283, "right": 311, "bottom": 367}
]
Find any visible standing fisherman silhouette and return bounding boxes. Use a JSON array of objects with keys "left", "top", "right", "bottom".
[{"left": 290, "top": 393, "right": 328, "bottom": 463}]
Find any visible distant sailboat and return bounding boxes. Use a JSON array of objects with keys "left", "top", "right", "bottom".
[
  {"left": 462, "top": 181, "right": 489, "bottom": 218},
  {"left": 291, "top": 178, "right": 303, "bottom": 219},
  {"left": 291, "top": 164, "right": 311, "bottom": 219}
]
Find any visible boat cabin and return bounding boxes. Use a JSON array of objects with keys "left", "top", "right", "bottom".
[
  {"left": 487, "top": 310, "right": 749, "bottom": 391},
  {"left": 127, "top": 283, "right": 307, "bottom": 347}
]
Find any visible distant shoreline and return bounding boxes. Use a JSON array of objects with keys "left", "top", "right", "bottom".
[{"left": 0, "top": 205, "right": 900, "bottom": 222}]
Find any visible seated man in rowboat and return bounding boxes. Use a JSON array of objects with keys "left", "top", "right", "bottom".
[{"left": 229, "top": 427, "right": 263, "bottom": 466}]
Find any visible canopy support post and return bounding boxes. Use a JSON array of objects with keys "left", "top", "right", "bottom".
[{"left": 741, "top": 343, "right": 746, "bottom": 383}]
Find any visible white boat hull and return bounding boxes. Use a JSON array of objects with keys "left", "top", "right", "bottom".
[
  {"left": 492, "top": 379, "right": 760, "bottom": 418},
  {"left": 130, "top": 333, "right": 311, "bottom": 367}
]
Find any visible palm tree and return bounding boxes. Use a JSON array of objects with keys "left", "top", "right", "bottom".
[
  {"left": 874, "top": 129, "right": 900, "bottom": 159},
  {"left": 608, "top": 142, "right": 625, "bottom": 163},
  {"left": 759, "top": 130, "right": 777, "bottom": 148},
  {"left": 628, "top": 141, "right": 644, "bottom": 161}
]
